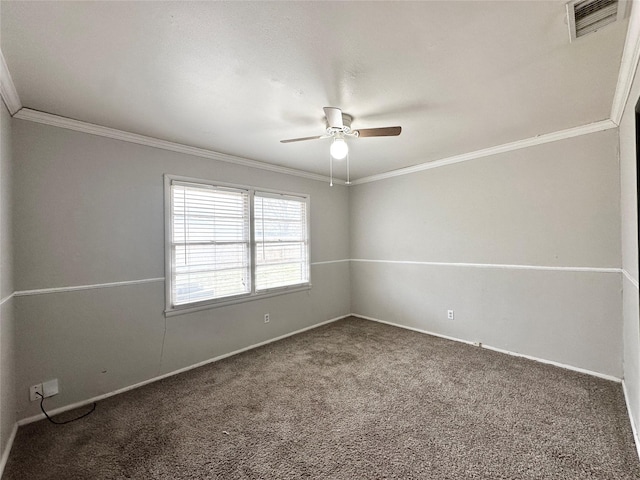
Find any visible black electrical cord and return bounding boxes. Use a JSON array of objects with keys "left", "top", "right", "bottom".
[{"left": 36, "top": 392, "right": 96, "bottom": 425}]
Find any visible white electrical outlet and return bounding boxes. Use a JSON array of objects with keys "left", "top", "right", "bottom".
[
  {"left": 264, "top": 313, "right": 270, "bottom": 323},
  {"left": 29, "top": 384, "right": 43, "bottom": 402},
  {"left": 447, "top": 310, "right": 454, "bottom": 320}
]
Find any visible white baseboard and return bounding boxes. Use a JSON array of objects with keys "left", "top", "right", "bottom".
[
  {"left": 481, "top": 343, "right": 622, "bottom": 383},
  {"left": 353, "top": 313, "right": 478, "bottom": 346},
  {"left": 17, "top": 314, "right": 350, "bottom": 426},
  {"left": 623, "top": 380, "right": 640, "bottom": 461},
  {"left": 352, "top": 313, "right": 622, "bottom": 383},
  {"left": 0, "top": 423, "right": 18, "bottom": 479}
]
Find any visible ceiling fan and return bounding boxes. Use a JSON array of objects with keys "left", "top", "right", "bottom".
[{"left": 280, "top": 107, "right": 402, "bottom": 185}]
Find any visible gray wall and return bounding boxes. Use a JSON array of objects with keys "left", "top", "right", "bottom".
[
  {"left": 350, "top": 129, "right": 622, "bottom": 377},
  {"left": 619, "top": 61, "right": 640, "bottom": 447},
  {"left": 0, "top": 102, "right": 15, "bottom": 461},
  {"left": 7, "top": 107, "right": 630, "bottom": 427},
  {"left": 12, "top": 119, "right": 351, "bottom": 419}
]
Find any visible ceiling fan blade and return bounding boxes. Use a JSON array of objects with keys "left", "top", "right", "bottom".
[
  {"left": 356, "top": 126, "right": 402, "bottom": 138},
  {"left": 324, "top": 107, "right": 344, "bottom": 129},
  {"left": 280, "top": 135, "right": 324, "bottom": 144}
]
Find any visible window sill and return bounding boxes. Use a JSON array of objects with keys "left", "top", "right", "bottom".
[{"left": 165, "top": 284, "right": 312, "bottom": 317}]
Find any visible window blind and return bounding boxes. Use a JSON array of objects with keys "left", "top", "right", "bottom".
[
  {"left": 254, "top": 193, "right": 309, "bottom": 291},
  {"left": 171, "top": 181, "right": 250, "bottom": 306}
]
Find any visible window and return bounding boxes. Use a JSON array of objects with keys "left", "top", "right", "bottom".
[
  {"left": 254, "top": 193, "right": 309, "bottom": 291},
  {"left": 165, "top": 175, "right": 310, "bottom": 314},
  {"left": 169, "top": 181, "right": 251, "bottom": 306}
]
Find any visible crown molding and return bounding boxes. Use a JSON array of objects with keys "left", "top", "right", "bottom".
[
  {"left": 6, "top": 15, "right": 633, "bottom": 187},
  {"left": 611, "top": 2, "right": 640, "bottom": 125},
  {"left": 14, "top": 108, "right": 616, "bottom": 187},
  {"left": 351, "top": 119, "right": 617, "bottom": 185},
  {"left": 0, "top": 49, "right": 21, "bottom": 115},
  {"left": 14, "top": 108, "right": 344, "bottom": 185}
]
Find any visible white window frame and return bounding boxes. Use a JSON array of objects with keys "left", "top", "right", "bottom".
[
  {"left": 164, "top": 174, "right": 311, "bottom": 316},
  {"left": 253, "top": 190, "right": 310, "bottom": 293}
]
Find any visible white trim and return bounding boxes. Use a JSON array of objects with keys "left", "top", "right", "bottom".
[
  {"left": 623, "top": 268, "right": 640, "bottom": 289},
  {"left": 353, "top": 313, "right": 477, "bottom": 347},
  {"left": 11, "top": 111, "right": 617, "bottom": 188},
  {"left": 9, "top": 260, "right": 619, "bottom": 300},
  {"left": 164, "top": 285, "right": 311, "bottom": 317},
  {"left": 17, "top": 314, "right": 350, "bottom": 426},
  {"left": 165, "top": 173, "right": 313, "bottom": 202},
  {"left": 623, "top": 380, "right": 640, "bottom": 461},
  {"left": 482, "top": 343, "right": 621, "bottom": 383},
  {"left": 0, "top": 49, "right": 21, "bottom": 116},
  {"left": 0, "top": 423, "right": 18, "bottom": 478},
  {"left": 566, "top": 1, "right": 577, "bottom": 44},
  {"left": 350, "top": 258, "right": 620, "bottom": 274},
  {"left": 8, "top": 261, "right": 349, "bottom": 300},
  {"left": 354, "top": 313, "right": 622, "bottom": 382},
  {"left": 164, "top": 175, "right": 173, "bottom": 315},
  {"left": 0, "top": 293, "right": 14, "bottom": 307},
  {"left": 611, "top": 1, "right": 640, "bottom": 125},
  {"left": 13, "top": 278, "right": 164, "bottom": 297},
  {"left": 311, "top": 259, "right": 350, "bottom": 266},
  {"left": 351, "top": 119, "right": 617, "bottom": 185},
  {"left": 14, "top": 109, "right": 344, "bottom": 185}
]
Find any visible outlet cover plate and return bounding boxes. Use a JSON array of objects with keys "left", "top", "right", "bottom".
[
  {"left": 29, "top": 384, "right": 43, "bottom": 402},
  {"left": 42, "top": 378, "right": 59, "bottom": 398}
]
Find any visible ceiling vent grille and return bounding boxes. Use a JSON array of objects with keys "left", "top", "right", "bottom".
[{"left": 567, "top": 0, "right": 627, "bottom": 42}]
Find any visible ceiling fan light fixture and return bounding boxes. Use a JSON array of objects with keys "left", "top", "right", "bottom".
[
  {"left": 280, "top": 107, "right": 401, "bottom": 184},
  {"left": 330, "top": 138, "right": 348, "bottom": 160}
]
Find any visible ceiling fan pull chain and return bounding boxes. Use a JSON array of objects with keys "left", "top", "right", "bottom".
[
  {"left": 329, "top": 151, "right": 333, "bottom": 187},
  {"left": 346, "top": 151, "right": 350, "bottom": 185}
]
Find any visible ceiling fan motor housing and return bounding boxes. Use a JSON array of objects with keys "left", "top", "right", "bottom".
[
  {"left": 280, "top": 107, "right": 400, "bottom": 143},
  {"left": 326, "top": 113, "right": 356, "bottom": 136}
]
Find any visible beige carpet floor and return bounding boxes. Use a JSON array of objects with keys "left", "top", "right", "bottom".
[{"left": 4, "top": 316, "right": 640, "bottom": 479}]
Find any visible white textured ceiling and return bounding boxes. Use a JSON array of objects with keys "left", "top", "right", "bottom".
[{"left": 0, "top": 1, "right": 630, "bottom": 180}]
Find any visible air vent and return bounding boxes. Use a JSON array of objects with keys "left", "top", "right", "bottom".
[{"left": 566, "top": 0, "right": 627, "bottom": 42}]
